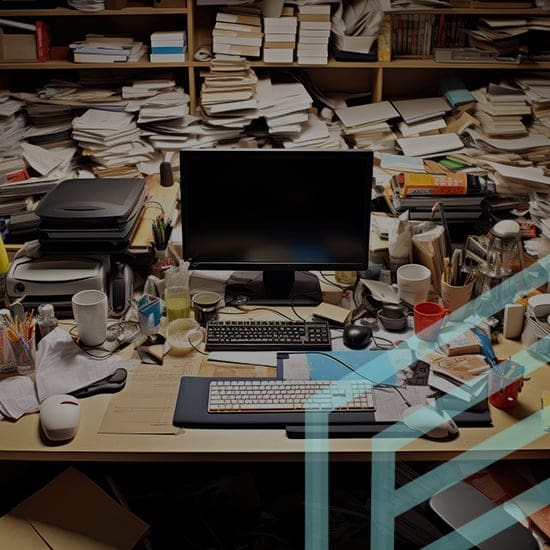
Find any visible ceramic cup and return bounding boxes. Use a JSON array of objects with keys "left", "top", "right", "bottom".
[
  {"left": 413, "top": 301, "right": 450, "bottom": 341},
  {"left": 72, "top": 289, "right": 108, "bottom": 347},
  {"left": 192, "top": 291, "right": 221, "bottom": 327},
  {"left": 489, "top": 360, "right": 525, "bottom": 409},
  {"left": 397, "top": 264, "right": 432, "bottom": 306},
  {"left": 377, "top": 304, "right": 408, "bottom": 332}
]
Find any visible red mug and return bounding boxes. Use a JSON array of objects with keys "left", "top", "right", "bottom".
[
  {"left": 489, "top": 361, "right": 525, "bottom": 409},
  {"left": 413, "top": 301, "right": 450, "bottom": 341}
]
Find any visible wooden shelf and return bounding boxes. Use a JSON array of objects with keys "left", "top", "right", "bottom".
[
  {"left": 0, "top": 2, "right": 549, "bottom": 118},
  {"left": 0, "top": 7, "right": 189, "bottom": 16}
]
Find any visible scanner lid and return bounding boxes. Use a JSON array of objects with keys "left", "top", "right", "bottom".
[{"left": 36, "top": 178, "right": 146, "bottom": 226}]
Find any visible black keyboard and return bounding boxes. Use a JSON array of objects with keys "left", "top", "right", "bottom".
[{"left": 205, "top": 319, "right": 332, "bottom": 351}]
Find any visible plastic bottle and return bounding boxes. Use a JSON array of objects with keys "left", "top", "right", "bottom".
[
  {"left": 0, "top": 234, "right": 9, "bottom": 308},
  {"left": 164, "top": 261, "right": 190, "bottom": 322},
  {"left": 36, "top": 303, "right": 58, "bottom": 341}
]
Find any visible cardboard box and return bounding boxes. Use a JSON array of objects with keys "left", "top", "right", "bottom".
[
  {"left": 0, "top": 29, "right": 37, "bottom": 61},
  {"left": 0, "top": 467, "right": 149, "bottom": 549}
]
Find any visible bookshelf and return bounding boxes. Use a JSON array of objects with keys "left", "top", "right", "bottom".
[{"left": 0, "top": 4, "right": 549, "bottom": 112}]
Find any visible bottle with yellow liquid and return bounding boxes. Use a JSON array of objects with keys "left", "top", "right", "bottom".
[{"left": 164, "top": 261, "right": 190, "bottom": 322}]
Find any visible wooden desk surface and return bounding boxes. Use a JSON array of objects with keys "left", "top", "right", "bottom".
[{"left": 1, "top": 316, "right": 548, "bottom": 463}]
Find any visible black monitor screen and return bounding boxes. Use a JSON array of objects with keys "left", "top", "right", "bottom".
[{"left": 180, "top": 149, "right": 373, "bottom": 306}]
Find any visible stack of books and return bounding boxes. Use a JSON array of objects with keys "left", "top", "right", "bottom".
[
  {"left": 213, "top": 8, "right": 262, "bottom": 58},
  {"left": 70, "top": 34, "right": 146, "bottom": 63},
  {"left": 150, "top": 30, "right": 187, "bottom": 63},
  {"left": 427, "top": 353, "right": 490, "bottom": 404},
  {"left": 296, "top": 4, "right": 331, "bottom": 65},
  {"left": 473, "top": 83, "right": 530, "bottom": 137},
  {"left": 384, "top": 171, "right": 489, "bottom": 221},
  {"left": 263, "top": 9, "right": 298, "bottom": 63}
]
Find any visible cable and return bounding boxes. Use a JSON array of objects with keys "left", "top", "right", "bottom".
[{"left": 304, "top": 350, "right": 410, "bottom": 407}]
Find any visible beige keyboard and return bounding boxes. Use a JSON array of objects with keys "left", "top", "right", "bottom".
[{"left": 207, "top": 379, "right": 375, "bottom": 413}]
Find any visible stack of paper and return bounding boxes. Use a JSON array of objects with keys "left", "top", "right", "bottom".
[
  {"left": 72, "top": 108, "right": 156, "bottom": 175},
  {"left": 472, "top": 86, "right": 530, "bottom": 137},
  {"left": 263, "top": 10, "right": 298, "bottom": 63},
  {"left": 334, "top": 101, "right": 399, "bottom": 150},
  {"left": 392, "top": 96, "right": 451, "bottom": 125},
  {"left": 258, "top": 80, "right": 313, "bottom": 137},
  {"left": 0, "top": 94, "right": 27, "bottom": 156},
  {"left": 199, "top": 55, "right": 259, "bottom": 120},
  {"left": 70, "top": 34, "right": 147, "bottom": 63},
  {"left": 427, "top": 354, "right": 490, "bottom": 403},
  {"left": 296, "top": 4, "right": 331, "bottom": 64},
  {"left": 213, "top": 7, "right": 263, "bottom": 58}
]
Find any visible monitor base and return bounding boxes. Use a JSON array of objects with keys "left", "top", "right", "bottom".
[{"left": 225, "top": 270, "right": 322, "bottom": 307}]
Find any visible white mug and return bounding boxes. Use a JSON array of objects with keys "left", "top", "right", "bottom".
[
  {"left": 397, "top": 263, "right": 432, "bottom": 306},
  {"left": 72, "top": 289, "right": 108, "bottom": 347}
]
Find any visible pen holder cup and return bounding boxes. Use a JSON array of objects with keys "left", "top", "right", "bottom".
[
  {"left": 7, "top": 332, "right": 36, "bottom": 375},
  {"left": 440, "top": 276, "right": 474, "bottom": 314}
]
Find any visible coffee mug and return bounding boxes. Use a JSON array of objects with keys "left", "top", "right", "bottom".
[
  {"left": 377, "top": 304, "right": 408, "bottom": 332},
  {"left": 72, "top": 289, "right": 108, "bottom": 347},
  {"left": 489, "top": 360, "right": 524, "bottom": 409},
  {"left": 397, "top": 264, "right": 432, "bottom": 306},
  {"left": 413, "top": 301, "right": 450, "bottom": 341},
  {"left": 192, "top": 291, "right": 221, "bottom": 327}
]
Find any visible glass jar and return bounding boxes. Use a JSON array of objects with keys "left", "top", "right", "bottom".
[{"left": 164, "top": 264, "right": 190, "bottom": 322}]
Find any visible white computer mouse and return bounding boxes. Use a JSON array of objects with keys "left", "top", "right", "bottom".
[
  {"left": 401, "top": 404, "right": 459, "bottom": 440},
  {"left": 40, "top": 394, "right": 80, "bottom": 443}
]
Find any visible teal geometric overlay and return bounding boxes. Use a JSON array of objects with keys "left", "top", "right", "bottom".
[{"left": 304, "top": 256, "right": 550, "bottom": 548}]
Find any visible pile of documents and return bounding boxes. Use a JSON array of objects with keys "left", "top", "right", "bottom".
[
  {"left": 263, "top": 8, "right": 297, "bottom": 63},
  {"left": 472, "top": 84, "right": 530, "bottom": 137},
  {"left": 213, "top": 7, "right": 263, "bottom": 58},
  {"left": 334, "top": 100, "right": 398, "bottom": 150},
  {"left": 69, "top": 34, "right": 147, "bottom": 63},
  {"left": 72, "top": 108, "right": 157, "bottom": 175},
  {"left": 296, "top": 3, "right": 331, "bottom": 64}
]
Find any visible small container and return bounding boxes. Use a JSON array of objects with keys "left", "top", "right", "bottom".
[
  {"left": 192, "top": 292, "right": 221, "bottom": 327},
  {"left": 37, "top": 303, "right": 58, "bottom": 341},
  {"left": 166, "top": 318, "right": 203, "bottom": 355},
  {"left": 164, "top": 262, "right": 190, "bottom": 322}
]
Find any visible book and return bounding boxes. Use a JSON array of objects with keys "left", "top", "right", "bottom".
[
  {"left": 149, "top": 53, "right": 186, "bottom": 62},
  {"left": 393, "top": 172, "right": 470, "bottom": 197},
  {"left": 35, "top": 20, "right": 50, "bottom": 62},
  {"left": 441, "top": 330, "right": 482, "bottom": 356},
  {"left": 430, "top": 354, "right": 490, "bottom": 384},
  {"left": 73, "top": 52, "right": 129, "bottom": 63}
]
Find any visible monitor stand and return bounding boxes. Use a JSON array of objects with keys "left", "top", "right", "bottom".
[{"left": 225, "top": 270, "right": 322, "bottom": 307}]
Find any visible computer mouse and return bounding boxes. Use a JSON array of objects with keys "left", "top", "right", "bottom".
[
  {"left": 343, "top": 323, "right": 372, "bottom": 349},
  {"left": 401, "top": 404, "right": 459, "bottom": 440},
  {"left": 40, "top": 394, "right": 80, "bottom": 443}
]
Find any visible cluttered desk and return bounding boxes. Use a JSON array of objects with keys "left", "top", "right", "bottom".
[{"left": 0, "top": 147, "right": 549, "bottom": 549}]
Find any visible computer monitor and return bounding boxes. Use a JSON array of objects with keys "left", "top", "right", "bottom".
[{"left": 180, "top": 148, "right": 373, "bottom": 306}]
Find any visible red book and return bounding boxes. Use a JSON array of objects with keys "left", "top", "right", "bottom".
[
  {"left": 35, "top": 20, "right": 51, "bottom": 62},
  {"left": 5, "top": 167, "right": 30, "bottom": 182}
]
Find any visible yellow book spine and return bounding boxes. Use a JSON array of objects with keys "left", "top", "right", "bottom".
[{"left": 400, "top": 172, "right": 468, "bottom": 196}]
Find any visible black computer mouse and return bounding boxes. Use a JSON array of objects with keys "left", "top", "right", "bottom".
[{"left": 343, "top": 324, "right": 372, "bottom": 349}]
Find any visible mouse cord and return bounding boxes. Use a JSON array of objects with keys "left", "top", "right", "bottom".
[{"left": 304, "top": 351, "right": 411, "bottom": 407}]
